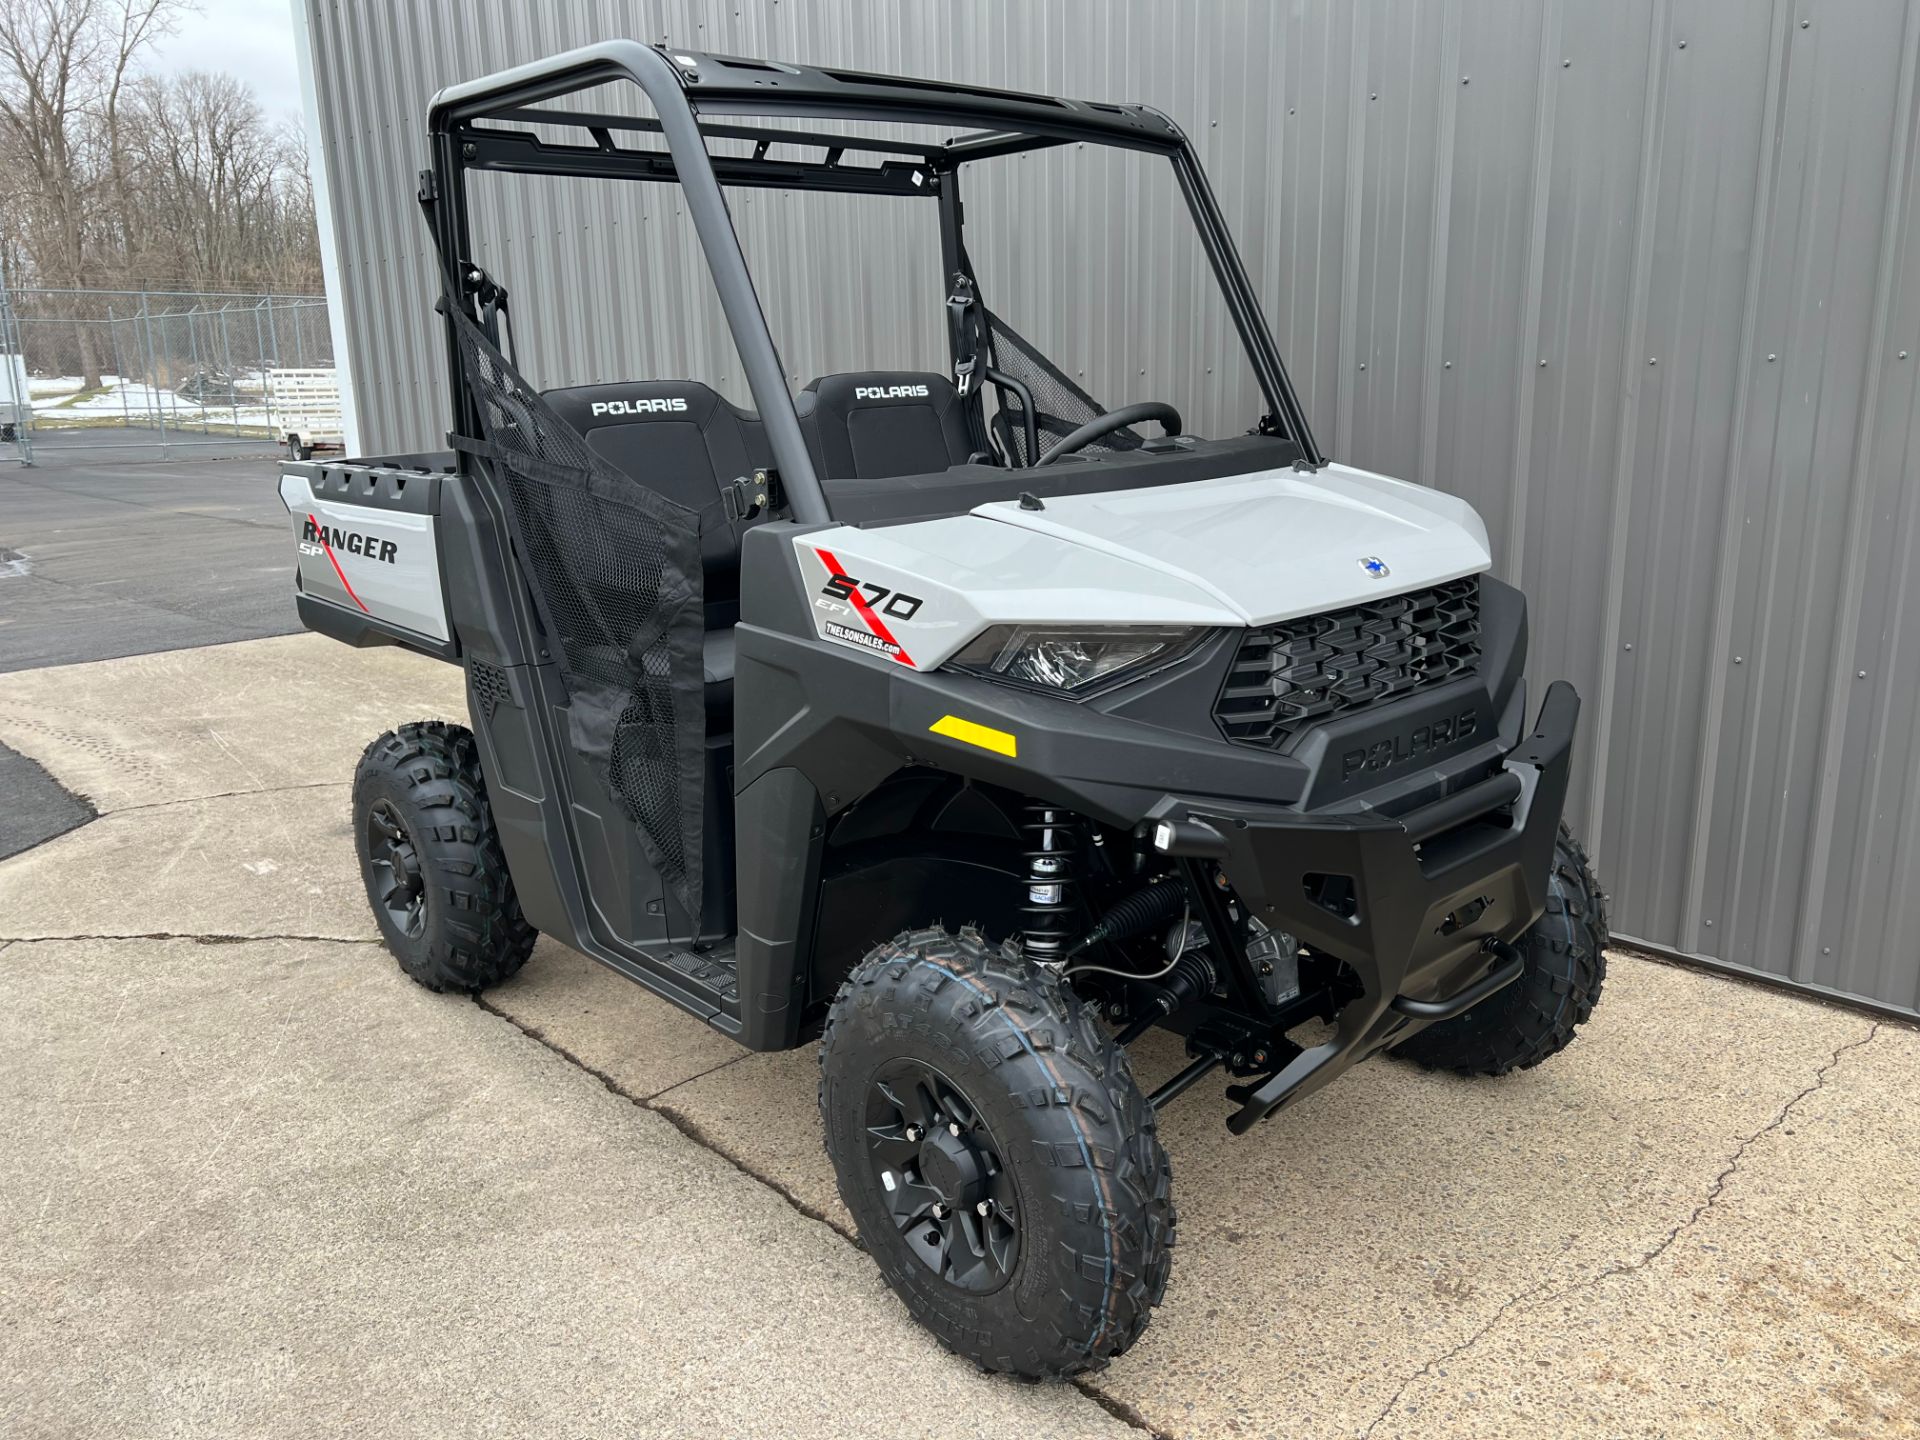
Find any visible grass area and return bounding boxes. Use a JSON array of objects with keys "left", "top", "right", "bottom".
[{"left": 47, "top": 384, "right": 111, "bottom": 409}]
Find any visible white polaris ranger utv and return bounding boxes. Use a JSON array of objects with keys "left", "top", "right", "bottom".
[{"left": 284, "top": 43, "right": 1607, "bottom": 1379}]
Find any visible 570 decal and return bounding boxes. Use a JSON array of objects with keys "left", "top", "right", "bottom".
[
  {"left": 819, "top": 572, "right": 924, "bottom": 620},
  {"left": 809, "top": 546, "right": 921, "bottom": 668}
]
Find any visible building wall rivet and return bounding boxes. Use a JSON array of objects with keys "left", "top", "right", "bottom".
[{"left": 1767, "top": 353, "right": 1777, "bottom": 361}]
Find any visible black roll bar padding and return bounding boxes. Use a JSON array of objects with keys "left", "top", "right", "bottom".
[{"left": 427, "top": 40, "right": 832, "bottom": 525}]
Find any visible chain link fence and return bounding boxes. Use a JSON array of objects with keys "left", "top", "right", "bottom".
[{"left": 0, "top": 283, "right": 336, "bottom": 463}]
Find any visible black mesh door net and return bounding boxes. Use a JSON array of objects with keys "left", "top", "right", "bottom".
[{"left": 448, "top": 305, "right": 707, "bottom": 929}]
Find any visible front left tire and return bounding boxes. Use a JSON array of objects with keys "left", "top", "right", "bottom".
[{"left": 818, "top": 926, "right": 1174, "bottom": 1380}]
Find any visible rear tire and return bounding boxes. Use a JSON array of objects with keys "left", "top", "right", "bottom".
[
  {"left": 352, "top": 720, "right": 535, "bottom": 993},
  {"left": 818, "top": 926, "right": 1174, "bottom": 1380},
  {"left": 1392, "top": 823, "right": 1608, "bottom": 1075}
]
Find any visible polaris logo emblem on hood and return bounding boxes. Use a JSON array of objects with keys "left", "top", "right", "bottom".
[
  {"left": 590, "top": 397, "right": 689, "bottom": 416},
  {"left": 1359, "top": 556, "right": 1390, "bottom": 579},
  {"left": 854, "top": 384, "right": 929, "bottom": 400}
]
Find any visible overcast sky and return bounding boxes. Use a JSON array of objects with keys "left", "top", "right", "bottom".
[{"left": 141, "top": 0, "right": 304, "bottom": 124}]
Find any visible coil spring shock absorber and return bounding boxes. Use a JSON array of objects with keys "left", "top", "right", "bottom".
[{"left": 1020, "top": 802, "right": 1081, "bottom": 964}]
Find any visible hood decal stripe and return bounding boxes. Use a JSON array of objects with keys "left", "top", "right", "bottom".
[{"left": 814, "top": 545, "right": 916, "bottom": 667}]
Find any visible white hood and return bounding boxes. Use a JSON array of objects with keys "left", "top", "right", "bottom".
[
  {"left": 790, "top": 462, "right": 1492, "bottom": 672},
  {"left": 972, "top": 462, "right": 1490, "bottom": 627}
]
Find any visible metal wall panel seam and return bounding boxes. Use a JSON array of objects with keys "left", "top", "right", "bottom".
[
  {"left": 1680, "top": 0, "right": 1796, "bottom": 951},
  {"left": 1790, "top": 0, "right": 1920, "bottom": 985},
  {"left": 1335, "top": 0, "right": 1369, "bottom": 459},
  {"left": 1417, "top": 0, "right": 1463, "bottom": 491},
  {"left": 1587, "top": 0, "right": 1674, "bottom": 863},
  {"left": 1506, "top": 0, "right": 1564, "bottom": 579}
]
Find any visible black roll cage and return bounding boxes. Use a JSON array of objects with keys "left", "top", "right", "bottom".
[{"left": 424, "top": 40, "right": 1324, "bottom": 525}]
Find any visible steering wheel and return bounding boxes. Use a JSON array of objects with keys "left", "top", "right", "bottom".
[{"left": 1033, "top": 402, "right": 1184, "bottom": 466}]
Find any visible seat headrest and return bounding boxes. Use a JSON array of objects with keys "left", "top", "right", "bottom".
[
  {"left": 795, "top": 371, "right": 974, "bottom": 480},
  {"left": 543, "top": 380, "right": 735, "bottom": 433},
  {"left": 801, "top": 372, "right": 958, "bottom": 410}
]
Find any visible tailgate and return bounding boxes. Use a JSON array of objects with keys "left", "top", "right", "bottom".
[{"left": 280, "top": 458, "right": 455, "bottom": 657}]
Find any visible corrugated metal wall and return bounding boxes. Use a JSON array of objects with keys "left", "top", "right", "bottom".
[{"left": 303, "top": 0, "right": 1920, "bottom": 1016}]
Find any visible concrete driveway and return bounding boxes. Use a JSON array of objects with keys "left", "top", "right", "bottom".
[{"left": 3, "top": 634, "right": 1916, "bottom": 1438}]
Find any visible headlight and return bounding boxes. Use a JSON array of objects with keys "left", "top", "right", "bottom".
[{"left": 946, "top": 625, "right": 1202, "bottom": 695}]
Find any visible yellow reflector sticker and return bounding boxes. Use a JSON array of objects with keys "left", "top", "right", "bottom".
[{"left": 929, "top": 714, "right": 1018, "bottom": 758}]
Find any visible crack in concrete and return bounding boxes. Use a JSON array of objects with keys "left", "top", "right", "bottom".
[
  {"left": 0, "top": 931, "right": 378, "bottom": 945},
  {"left": 642, "top": 1051, "right": 753, "bottom": 1102},
  {"left": 472, "top": 993, "right": 1169, "bottom": 1436},
  {"left": 1073, "top": 1382, "right": 1177, "bottom": 1439},
  {"left": 99, "top": 780, "right": 348, "bottom": 817},
  {"left": 1358, "top": 1021, "right": 1884, "bottom": 1438}
]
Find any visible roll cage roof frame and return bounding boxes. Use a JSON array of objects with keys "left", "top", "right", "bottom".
[{"left": 423, "top": 40, "right": 1325, "bottom": 525}]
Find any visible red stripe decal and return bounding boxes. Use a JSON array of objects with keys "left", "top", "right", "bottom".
[
  {"left": 815, "top": 546, "right": 915, "bottom": 668},
  {"left": 308, "top": 513, "right": 370, "bottom": 613}
]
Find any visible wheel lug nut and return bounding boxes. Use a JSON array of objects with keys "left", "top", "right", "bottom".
[
  {"left": 976, "top": 1200, "right": 991, "bottom": 1217},
  {"left": 948, "top": 1121, "right": 962, "bottom": 1137},
  {"left": 931, "top": 1202, "right": 948, "bottom": 1219},
  {"left": 904, "top": 1125, "right": 922, "bottom": 1141}
]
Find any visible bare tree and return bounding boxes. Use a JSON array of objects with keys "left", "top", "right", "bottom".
[{"left": 0, "top": 0, "right": 179, "bottom": 383}]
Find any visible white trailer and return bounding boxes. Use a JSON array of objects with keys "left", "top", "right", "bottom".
[
  {"left": 0, "top": 352, "right": 27, "bottom": 441},
  {"left": 269, "top": 366, "right": 345, "bottom": 458}
]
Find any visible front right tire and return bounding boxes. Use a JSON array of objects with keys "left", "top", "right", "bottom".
[
  {"left": 818, "top": 926, "right": 1174, "bottom": 1380},
  {"left": 1392, "top": 823, "right": 1609, "bottom": 1075}
]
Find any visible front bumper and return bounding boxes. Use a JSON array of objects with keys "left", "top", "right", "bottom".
[{"left": 1152, "top": 680, "right": 1580, "bottom": 1132}]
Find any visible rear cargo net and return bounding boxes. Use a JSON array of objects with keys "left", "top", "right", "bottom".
[
  {"left": 984, "top": 308, "right": 1145, "bottom": 465},
  {"left": 449, "top": 306, "right": 706, "bottom": 926}
]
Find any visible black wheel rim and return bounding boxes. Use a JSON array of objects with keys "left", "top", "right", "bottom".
[
  {"left": 864, "top": 1061, "right": 1020, "bottom": 1294},
  {"left": 365, "top": 799, "right": 427, "bottom": 940}
]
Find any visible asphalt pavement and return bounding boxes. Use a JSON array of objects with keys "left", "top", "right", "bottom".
[
  {"left": 0, "top": 446, "right": 295, "bottom": 856},
  {"left": 0, "top": 447, "right": 297, "bottom": 673}
]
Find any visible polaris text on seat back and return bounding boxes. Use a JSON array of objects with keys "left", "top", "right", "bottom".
[{"left": 284, "top": 42, "right": 1608, "bottom": 1381}]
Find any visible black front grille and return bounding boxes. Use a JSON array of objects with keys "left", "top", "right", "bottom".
[{"left": 1214, "top": 577, "right": 1482, "bottom": 749}]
